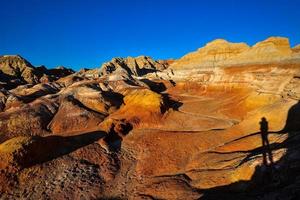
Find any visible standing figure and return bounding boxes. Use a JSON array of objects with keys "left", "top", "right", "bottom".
[{"left": 260, "top": 117, "right": 274, "bottom": 167}]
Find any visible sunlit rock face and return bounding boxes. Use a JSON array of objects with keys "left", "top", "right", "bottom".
[
  {"left": 171, "top": 37, "right": 300, "bottom": 70},
  {"left": 1, "top": 37, "right": 300, "bottom": 199},
  {"left": 83, "top": 56, "right": 169, "bottom": 79}
]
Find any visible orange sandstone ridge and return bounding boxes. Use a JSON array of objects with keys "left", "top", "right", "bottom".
[
  {"left": 0, "top": 36, "right": 300, "bottom": 199},
  {"left": 171, "top": 36, "right": 300, "bottom": 69}
]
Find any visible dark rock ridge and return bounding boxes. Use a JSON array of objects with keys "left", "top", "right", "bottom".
[{"left": 0, "top": 55, "right": 74, "bottom": 89}]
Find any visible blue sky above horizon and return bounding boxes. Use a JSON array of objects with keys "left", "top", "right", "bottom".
[{"left": 1, "top": 0, "right": 300, "bottom": 71}]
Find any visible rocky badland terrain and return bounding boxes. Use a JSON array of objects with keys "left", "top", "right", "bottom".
[{"left": 0, "top": 36, "right": 300, "bottom": 199}]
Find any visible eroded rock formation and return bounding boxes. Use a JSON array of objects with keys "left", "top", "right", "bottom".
[
  {"left": 0, "top": 55, "right": 74, "bottom": 89},
  {"left": 0, "top": 37, "right": 300, "bottom": 199},
  {"left": 171, "top": 37, "right": 300, "bottom": 69}
]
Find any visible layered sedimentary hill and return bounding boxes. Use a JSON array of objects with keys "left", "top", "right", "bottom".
[
  {"left": 171, "top": 37, "right": 300, "bottom": 69},
  {"left": 0, "top": 37, "right": 300, "bottom": 199}
]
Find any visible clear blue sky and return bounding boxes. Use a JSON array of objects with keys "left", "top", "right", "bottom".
[{"left": 1, "top": 0, "right": 300, "bottom": 71}]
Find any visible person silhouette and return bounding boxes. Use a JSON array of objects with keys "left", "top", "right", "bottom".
[{"left": 260, "top": 117, "right": 274, "bottom": 168}]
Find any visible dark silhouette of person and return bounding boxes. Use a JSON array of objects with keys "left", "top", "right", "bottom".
[{"left": 260, "top": 117, "right": 274, "bottom": 168}]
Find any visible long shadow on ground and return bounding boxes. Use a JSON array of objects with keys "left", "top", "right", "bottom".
[
  {"left": 200, "top": 101, "right": 300, "bottom": 199},
  {"left": 17, "top": 131, "right": 106, "bottom": 168}
]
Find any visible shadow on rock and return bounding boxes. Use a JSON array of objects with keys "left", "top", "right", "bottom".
[
  {"left": 140, "top": 78, "right": 167, "bottom": 93},
  {"left": 200, "top": 101, "right": 300, "bottom": 199},
  {"left": 103, "top": 120, "right": 133, "bottom": 152},
  {"left": 0, "top": 131, "right": 106, "bottom": 170}
]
